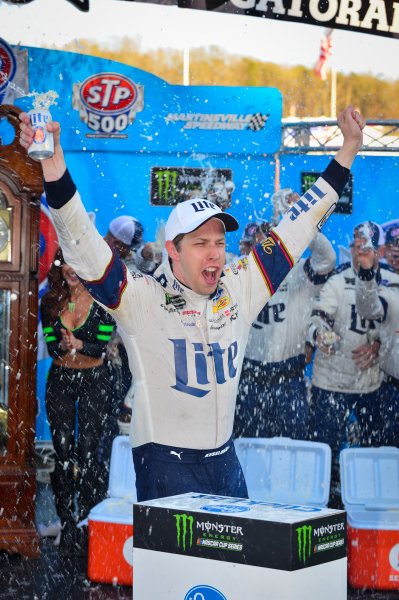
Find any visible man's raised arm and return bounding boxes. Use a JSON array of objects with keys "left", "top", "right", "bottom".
[
  {"left": 334, "top": 106, "right": 365, "bottom": 170},
  {"left": 272, "top": 106, "right": 365, "bottom": 264},
  {"left": 19, "top": 112, "right": 115, "bottom": 289}
]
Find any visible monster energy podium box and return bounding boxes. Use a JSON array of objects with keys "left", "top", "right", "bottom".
[{"left": 133, "top": 493, "right": 347, "bottom": 600}]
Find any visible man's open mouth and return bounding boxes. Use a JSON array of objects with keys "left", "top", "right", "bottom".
[{"left": 202, "top": 267, "right": 218, "bottom": 284}]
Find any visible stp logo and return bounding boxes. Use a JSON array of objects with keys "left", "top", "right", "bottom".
[
  {"left": 0, "top": 39, "right": 16, "bottom": 94},
  {"left": 73, "top": 72, "right": 144, "bottom": 135}
]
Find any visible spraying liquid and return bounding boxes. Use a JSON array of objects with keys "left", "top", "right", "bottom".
[
  {"left": 28, "top": 90, "right": 59, "bottom": 110},
  {"left": 151, "top": 221, "right": 166, "bottom": 264},
  {"left": 356, "top": 223, "right": 374, "bottom": 251},
  {"left": 0, "top": 72, "right": 26, "bottom": 97},
  {"left": 26, "top": 91, "right": 59, "bottom": 161}
]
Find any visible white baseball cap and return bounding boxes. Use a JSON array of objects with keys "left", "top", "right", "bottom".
[
  {"left": 165, "top": 198, "right": 238, "bottom": 242},
  {"left": 109, "top": 216, "right": 138, "bottom": 246}
]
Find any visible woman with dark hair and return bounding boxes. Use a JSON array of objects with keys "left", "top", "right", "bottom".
[{"left": 41, "top": 248, "right": 115, "bottom": 555}]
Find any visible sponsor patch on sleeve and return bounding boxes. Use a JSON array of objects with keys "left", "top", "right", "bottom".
[
  {"left": 78, "top": 243, "right": 127, "bottom": 309},
  {"left": 251, "top": 231, "right": 294, "bottom": 295}
]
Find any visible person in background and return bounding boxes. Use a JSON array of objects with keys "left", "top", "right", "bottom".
[
  {"left": 104, "top": 215, "right": 162, "bottom": 275},
  {"left": 332, "top": 219, "right": 392, "bottom": 454},
  {"left": 19, "top": 105, "right": 365, "bottom": 502},
  {"left": 186, "top": 179, "right": 235, "bottom": 213},
  {"left": 306, "top": 222, "right": 384, "bottom": 507},
  {"left": 381, "top": 223, "right": 399, "bottom": 275},
  {"left": 238, "top": 222, "right": 265, "bottom": 258},
  {"left": 40, "top": 248, "right": 115, "bottom": 555},
  {"left": 234, "top": 197, "right": 336, "bottom": 440},
  {"left": 354, "top": 224, "right": 399, "bottom": 447}
]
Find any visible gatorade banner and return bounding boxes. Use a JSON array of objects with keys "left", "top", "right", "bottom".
[
  {"left": 4, "top": 0, "right": 399, "bottom": 39},
  {"left": 175, "top": 0, "right": 399, "bottom": 39}
]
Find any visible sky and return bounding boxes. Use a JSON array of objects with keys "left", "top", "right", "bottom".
[{"left": 1, "top": 0, "right": 399, "bottom": 82}]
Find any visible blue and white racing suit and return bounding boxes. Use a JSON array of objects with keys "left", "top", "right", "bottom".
[
  {"left": 44, "top": 159, "right": 349, "bottom": 501},
  {"left": 307, "top": 260, "right": 386, "bottom": 506},
  {"left": 355, "top": 263, "right": 399, "bottom": 447}
]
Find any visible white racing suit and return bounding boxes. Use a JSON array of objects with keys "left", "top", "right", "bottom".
[
  {"left": 44, "top": 159, "right": 348, "bottom": 500},
  {"left": 308, "top": 262, "right": 382, "bottom": 394},
  {"left": 355, "top": 263, "right": 399, "bottom": 446},
  {"left": 235, "top": 232, "right": 336, "bottom": 439},
  {"left": 307, "top": 261, "right": 384, "bottom": 506}
]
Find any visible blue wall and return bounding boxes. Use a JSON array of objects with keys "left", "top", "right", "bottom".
[
  {"left": 7, "top": 46, "right": 283, "bottom": 257},
  {"left": 278, "top": 153, "right": 399, "bottom": 251}
]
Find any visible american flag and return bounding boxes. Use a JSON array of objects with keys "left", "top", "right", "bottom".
[{"left": 315, "top": 29, "right": 333, "bottom": 81}]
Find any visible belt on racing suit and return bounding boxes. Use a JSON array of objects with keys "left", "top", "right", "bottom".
[{"left": 133, "top": 436, "right": 235, "bottom": 465}]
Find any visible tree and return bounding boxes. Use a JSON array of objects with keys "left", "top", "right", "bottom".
[{"left": 59, "top": 38, "right": 399, "bottom": 118}]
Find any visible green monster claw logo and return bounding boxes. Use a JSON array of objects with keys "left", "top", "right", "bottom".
[
  {"left": 174, "top": 513, "right": 194, "bottom": 551},
  {"left": 296, "top": 525, "right": 312, "bottom": 564},
  {"left": 156, "top": 170, "right": 178, "bottom": 204}
]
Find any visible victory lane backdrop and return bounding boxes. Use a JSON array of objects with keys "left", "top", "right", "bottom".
[
  {"left": 2, "top": 43, "right": 281, "bottom": 444},
  {"left": 3, "top": 43, "right": 398, "bottom": 257},
  {"left": 2, "top": 42, "right": 399, "bottom": 442},
  {"left": 9, "top": 45, "right": 282, "bottom": 250}
]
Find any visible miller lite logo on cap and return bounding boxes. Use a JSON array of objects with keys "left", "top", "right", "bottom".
[
  {"left": 72, "top": 72, "right": 144, "bottom": 137},
  {"left": 165, "top": 198, "right": 238, "bottom": 242}
]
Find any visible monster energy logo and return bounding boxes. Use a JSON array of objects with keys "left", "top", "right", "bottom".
[
  {"left": 151, "top": 166, "right": 233, "bottom": 206},
  {"left": 296, "top": 525, "right": 312, "bottom": 565},
  {"left": 174, "top": 513, "right": 194, "bottom": 551},
  {"left": 156, "top": 170, "right": 178, "bottom": 204}
]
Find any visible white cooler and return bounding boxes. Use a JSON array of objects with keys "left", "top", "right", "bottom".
[
  {"left": 234, "top": 436, "right": 332, "bottom": 506},
  {"left": 88, "top": 435, "right": 136, "bottom": 586},
  {"left": 133, "top": 493, "right": 347, "bottom": 600}
]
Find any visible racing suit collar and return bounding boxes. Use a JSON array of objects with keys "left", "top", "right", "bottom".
[{"left": 154, "top": 258, "right": 223, "bottom": 302}]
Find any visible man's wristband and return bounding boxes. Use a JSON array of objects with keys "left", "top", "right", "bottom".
[
  {"left": 44, "top": 168, "right": 77, "bottom": 209},
  {"left": 322, "top": 159, "right": 350, "bottom": 198}
]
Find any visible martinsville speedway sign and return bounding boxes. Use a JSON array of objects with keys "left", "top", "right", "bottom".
[{"left": 4, "top": 0, "right": 399, "bottom": 39}]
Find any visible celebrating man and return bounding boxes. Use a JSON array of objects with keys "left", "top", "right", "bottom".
[{"left": 19, "top": 106, "right": 365, "bottom": 502}]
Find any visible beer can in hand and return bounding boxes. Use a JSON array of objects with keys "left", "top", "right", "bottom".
[
  {"left": 321, "top": 329, "right": 340, "bottom": 352},
  {"left": 27, "top": 108, "right": 54, "bottom": 160}
]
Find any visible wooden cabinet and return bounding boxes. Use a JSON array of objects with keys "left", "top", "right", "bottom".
[{"left": 0, "top": 104, "right": 42, "bottom": 557}]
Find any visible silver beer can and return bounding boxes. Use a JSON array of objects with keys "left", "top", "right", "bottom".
[
  {"left": 321, "top": 329, "right": 340, "bottom": 352},
  {"left": 27, "top": 108, "right": 54, "bottom": 160}
]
